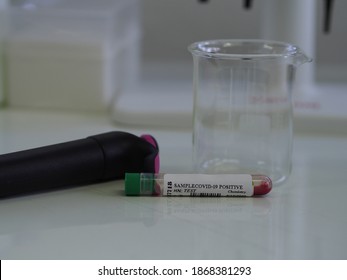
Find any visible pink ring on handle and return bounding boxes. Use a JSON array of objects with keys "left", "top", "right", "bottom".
[{"left": 141, "top": 134, "right": 160, "bottom": 173}]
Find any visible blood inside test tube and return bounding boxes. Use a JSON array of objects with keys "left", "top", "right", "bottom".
[{"left": 252, "top": 175, "right": 272, "bottom": 195}]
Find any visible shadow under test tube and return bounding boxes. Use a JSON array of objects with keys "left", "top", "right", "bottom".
[{"left": 125, "top": 173, "right": 272, "bottom": 197}]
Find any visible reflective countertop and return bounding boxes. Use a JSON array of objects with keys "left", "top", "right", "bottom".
[{"left": 1, "top": 109, "right": 347, "bottom": 259}]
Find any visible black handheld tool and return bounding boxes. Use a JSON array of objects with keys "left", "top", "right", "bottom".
[{"left": 0, "top": 131, "right": 159, "bottom": 198}]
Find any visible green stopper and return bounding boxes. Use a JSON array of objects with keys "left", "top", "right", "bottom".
[
  {"left": 125, "top": 173, "right": 155, "bottom": 196},
  {"left": 125, "top": 173, "right": 141, "bottom": 196}
]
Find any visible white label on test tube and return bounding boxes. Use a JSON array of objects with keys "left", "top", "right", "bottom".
[{"left": 163, "top": 174, "right": 253, "bottom": 197}]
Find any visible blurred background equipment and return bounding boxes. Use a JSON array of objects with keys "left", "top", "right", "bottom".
[
  {"left": 1, "top": 0, "right": 140, "bottom": 111},
  {"left": 113, "top": 0, "right": 347, "bottom": 134},
  {"left": 1, "top": 0, "right": 346, "bottom": 133}
]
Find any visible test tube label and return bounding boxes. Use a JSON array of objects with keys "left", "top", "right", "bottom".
[{"left": 163, "top": 174, "right": 253, "bottom": 197}]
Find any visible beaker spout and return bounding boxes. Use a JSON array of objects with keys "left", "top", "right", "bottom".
[{"left": 294, "top": 51, "right": 313, "bottom": 67}]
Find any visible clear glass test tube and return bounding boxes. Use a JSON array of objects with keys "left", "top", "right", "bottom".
[{"left": 125, "top": 173, "right": 272, "bottom": 197}]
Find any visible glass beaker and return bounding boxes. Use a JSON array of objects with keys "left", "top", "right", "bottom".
[{"left": 188, "top": 40, "right": 311, "bottom": 185}]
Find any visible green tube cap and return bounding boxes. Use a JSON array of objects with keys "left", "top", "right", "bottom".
[
  {"left": 125, "top": 173, "right": 141, "bottom": 196},
  {"left": 125, "top": 173, "right": 156, "bottom": 196}
]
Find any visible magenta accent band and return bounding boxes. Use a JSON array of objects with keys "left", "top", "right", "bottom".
[{"left": 141, "top": 134, "right": 160, "bottom": 173}]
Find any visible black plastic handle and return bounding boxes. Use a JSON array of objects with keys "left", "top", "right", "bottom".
[
  {"left": 0, "top": 131, "right": 159, "bottom": 198},
  {"left": 323, "top": 0, "right": 334, "bottom": 33}
]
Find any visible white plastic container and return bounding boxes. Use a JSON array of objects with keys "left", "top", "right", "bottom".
[
  {"left": 4, "top": 0, "right": 140, "bottom": 112},
  {"left": 0, "top": 0, "right": 8, "bottom": 106}
]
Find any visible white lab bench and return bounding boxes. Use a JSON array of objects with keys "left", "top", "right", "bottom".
[{"left": 0, "top": 108, "right": 347, "bottom": 259}]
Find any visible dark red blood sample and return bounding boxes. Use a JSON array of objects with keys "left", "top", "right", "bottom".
[{"left": 253, "top": 177, "right": 272, "bottom": 195}]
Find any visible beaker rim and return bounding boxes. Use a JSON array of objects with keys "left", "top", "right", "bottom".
[{"left": 188, "top": 39, "right": 308, "bottom": 61}]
